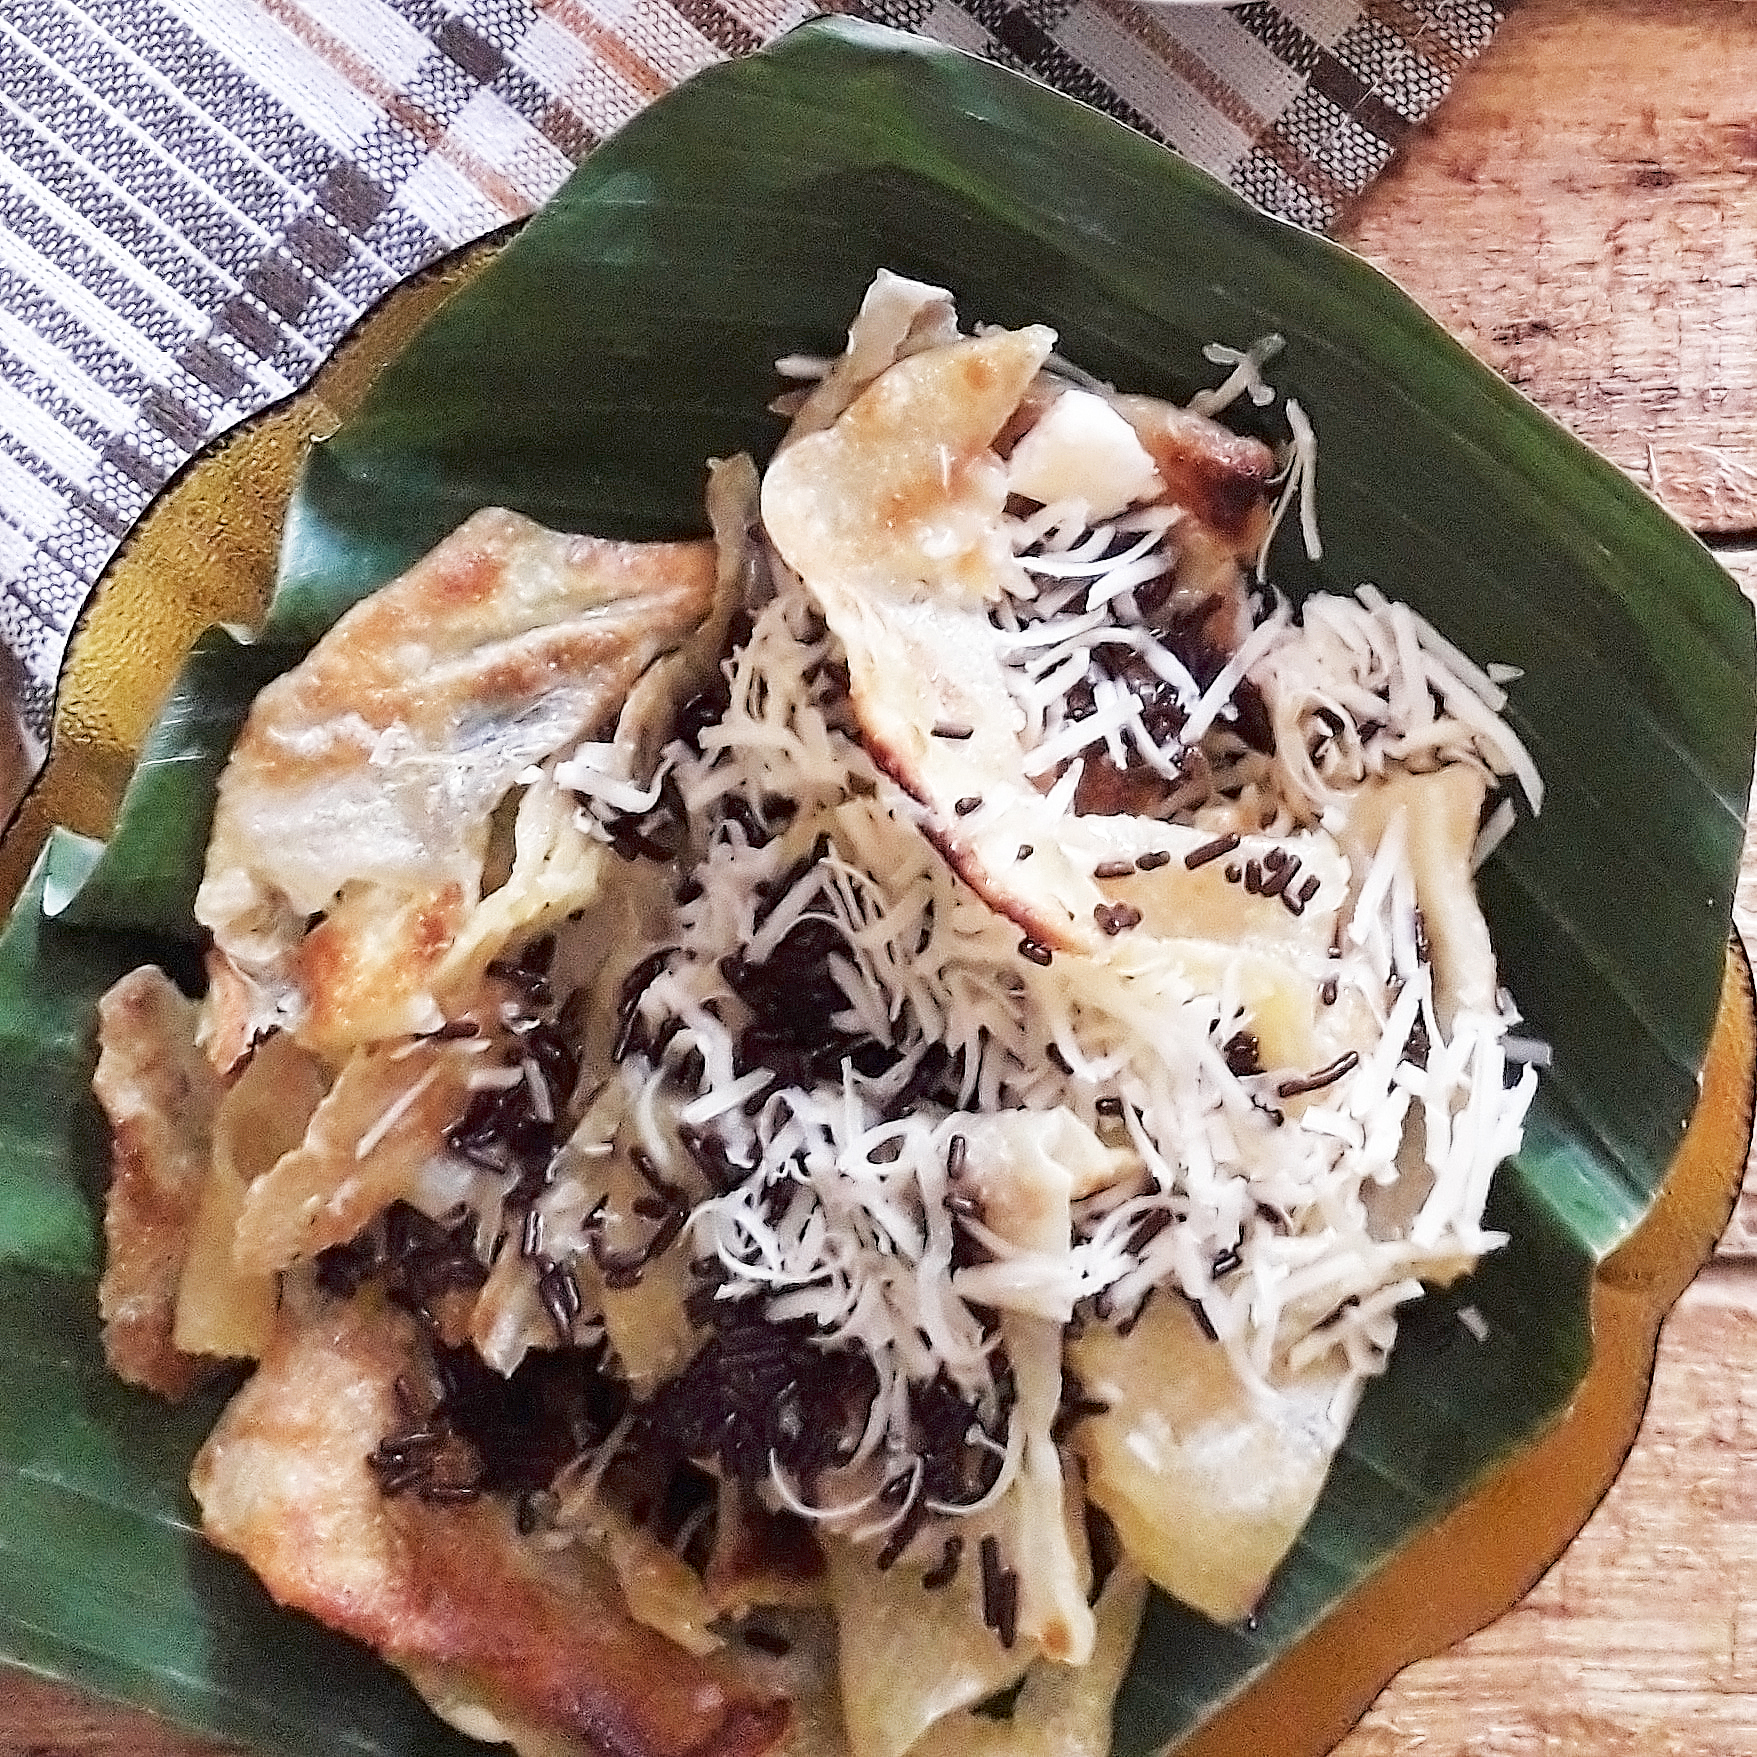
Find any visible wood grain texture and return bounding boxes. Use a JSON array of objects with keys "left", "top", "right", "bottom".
[
  {"left": 1342, "top": 1281, "right": 1757, "bottom": 1756},
  {"left": 1342, "top": 0, "right": 1757, "bottom": 536},
  {"left": 6, "top": 2, "right": 1757, "bottom": 1754}
]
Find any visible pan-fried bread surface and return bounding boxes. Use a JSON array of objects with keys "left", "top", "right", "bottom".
[
  {"left": 195, "top": 510, "right": 717, "bottom": 1057},
  {"left": 191, "top": 1289, "right": 790, "bottom": 1757},
  {"left": 93, "top": 965, "right": 222, "bottom": 1400}
]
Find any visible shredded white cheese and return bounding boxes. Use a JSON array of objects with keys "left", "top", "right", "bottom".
[
  {"left": 555, "top": 546, "right": 1539, "bottom": 1487},
  {"left": 518, "top": 308, "right": 1545, "bottom": 1537}
]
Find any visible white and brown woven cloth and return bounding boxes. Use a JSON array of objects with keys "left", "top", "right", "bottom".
[{"left": 0, "top": 0, "right": 1510, "bottom": 741}]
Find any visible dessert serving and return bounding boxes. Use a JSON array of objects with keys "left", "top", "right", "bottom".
[{"left": 90, "top": 270, "right": 1546, "bottom": 1757}]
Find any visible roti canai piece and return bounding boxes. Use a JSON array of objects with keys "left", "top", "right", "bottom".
[
  {"left": 195, "top": 507, "right": 720, "bottom": 1063},
  {"left": 92, "top": 965, "right": 224, "bottom": 1400},
  {"left": 92, "top": 272, "right": 1542, "bottom": 1757}
]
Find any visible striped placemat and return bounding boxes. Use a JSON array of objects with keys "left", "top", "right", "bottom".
[{"left": 0, "top": 0, "right": 1510, "bottom": 746}]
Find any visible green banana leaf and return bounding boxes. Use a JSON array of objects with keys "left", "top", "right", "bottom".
[{"left": 0, "top": 15, "right": 1750, "bottom": 1757}]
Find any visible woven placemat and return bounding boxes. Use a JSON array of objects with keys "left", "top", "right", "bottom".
[{"left": 0, "top": 0, "right": 1510, "bottom": 737}]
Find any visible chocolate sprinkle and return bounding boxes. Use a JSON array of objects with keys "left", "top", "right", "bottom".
[
  {"left": 614, "top": 946, "right": 678, "bottom": 1060},
  {"left": 874, "top": 1493, "right": 931, "bottom": 1571},
  {"left": 1094, "top": 901, "right": 1144, "bottom": 936},
  {"left": 537, "top": 1259, "right": 583, "bottom": 1337},
  {"left": 979, "top": 1534, "right": 1007, "bottom": 1636},
  {"left": 520, "top": 1206, "right": 545, "bottom": 1261},
  {"left": 1018, "top": 937, "right": 1054, "bottom": 967},
  {"left": 1257, "top": 853, "right": 1299, "bottom": 899},
  {"left": 922, "top": 1534, "right": 964, "bottom": 1590},
  {"left": 1222, "top": 1031, "right": 1262, "bottom": 1077},
  {"left": 1183, "top": 831, "right": 1240, "bottom": 870},
  {"left": 1127, "top": 1207, "right": 1173, "bottom": 1255},
  {"left": 994, "top": 1568, "right": 1020, "bottom": 1649},
  {"left": 680, "top": 1122, "right": 750, "bottom": 1195},
  {"left": 420, "top": 1482, "right": 483, "bottom": 1505},
  {"left": 1276, "top": 1051, "right": 1361, "bottom": 1099}
]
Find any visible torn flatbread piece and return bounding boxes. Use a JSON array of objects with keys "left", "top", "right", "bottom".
[
  {"left": 824, "top": 1530, "right": 1032, "bottom": 1757},
  {"left": 762, "top": 326, "right": 1053, "bottom": 609},
  {"left": 1069, "top": 1294, "right": 1354, "bottom": 1625},
  {"left": 196, "top": 508, "right": 718, "bottom": 1057},
  {"left": 174, "top": 1029, "right": 329, "bottom": 1361},
  {"left": 761, "top": 327, "right": 1099, "bottom": 953},
  {"left": 93, "top": 965, "right": 223, "bottom": 1399},
  {"left": 233, "top": 1035, "right": 481, "bottom": 1274},
  {"left": 907, "top": 1565, "right": 1149, "bottom": 1757},
  {"left": 191, "top": 1288, "right": 790, "bottom": 1757},
  {"left": 762, "top": 325, "right": 1283, "bottom": 958}
]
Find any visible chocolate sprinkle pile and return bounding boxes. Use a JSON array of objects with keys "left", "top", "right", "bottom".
[
  {"left": 316, "top": 1201, "right": 488, "bottom": 1329},
  {"left": 640, "top": 1286, "right": 880, "bottom": 1491},
  {"left": 445, "top": 935, "right": 583, "bottom": 1211},
  {"left": 1063, "top": 588, "right": 1274, "bottom": 817}
]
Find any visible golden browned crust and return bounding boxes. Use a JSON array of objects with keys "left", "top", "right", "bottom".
[
  {"left": 92, "top": 965, "right": 223, "bottom": 1400},
  {"left": 191, "top": 1291, "right": 790, "bottom": 1757},
  {"left": 195, "top": 511, "right": 720, "bottom": 1057},
  {"left": 1109, "top": 394, "right": 1278, "bottom": 549}
]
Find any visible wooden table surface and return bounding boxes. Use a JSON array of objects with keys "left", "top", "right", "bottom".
[{"left": 5, "top": 0, "right": 1757, "bottom": 1751}]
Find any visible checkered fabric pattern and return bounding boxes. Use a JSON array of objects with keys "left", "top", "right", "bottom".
[{"left": 0, "top": 0, "right": 1511, "bottom": 735}]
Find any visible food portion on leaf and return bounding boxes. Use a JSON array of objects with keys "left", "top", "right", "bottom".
[
  {"left": 192, "top": 1285, "right": 791, "bottom": 1757},
  {"left": 194, "top": 507, "right": 719, "bottom": 1062},
  {"left": 91, "top": 273, "right": 1546, "bottom": 1757}
]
